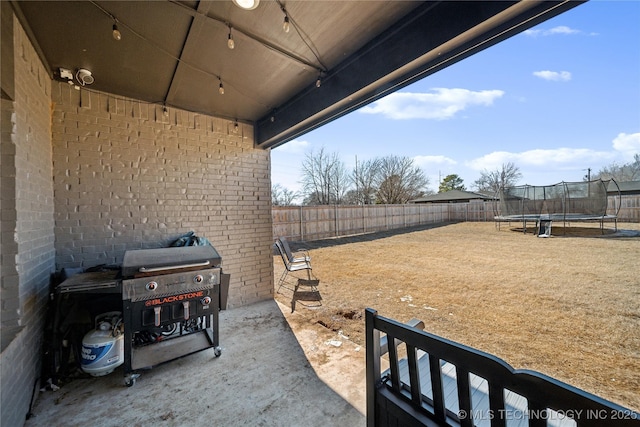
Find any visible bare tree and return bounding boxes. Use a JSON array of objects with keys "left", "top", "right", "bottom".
[
  {"left": 473, "top": 162, "right": 522, "bottom": 194},
  {"left": 351, "top": 157, "right": 381, "bottom": 204},
  {"left": 374, "top": 155, "right": 429, "bottom": 204},
  {"left": 301, "top": 147, "right": 351, "bottom": 205},
  {"left": 592, "top": 153, "right": 640, "bottom": 182},
  {"left": 271, "top": 183, "right": 298, "bottom": 206}
]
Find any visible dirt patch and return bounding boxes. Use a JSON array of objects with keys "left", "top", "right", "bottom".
[{"left": 274, "top": 221, "right": 640, "bottom": 411}]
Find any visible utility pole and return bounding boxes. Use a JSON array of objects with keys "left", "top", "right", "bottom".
[{"left": 355, "top": 155, "right": 359, "bottom": 205}]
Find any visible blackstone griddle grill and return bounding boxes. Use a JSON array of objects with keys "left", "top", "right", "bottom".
[{"left": 121, "top": 245, "right": 224, "bottom": 386}]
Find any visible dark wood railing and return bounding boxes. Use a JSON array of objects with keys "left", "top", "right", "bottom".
[{"left": 366, "top": 308, "right": 639, "bottom": 427}]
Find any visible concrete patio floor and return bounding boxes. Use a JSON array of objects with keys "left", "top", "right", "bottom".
[{"left": 24, "top": 299, "right": 366, "bottom": 427}]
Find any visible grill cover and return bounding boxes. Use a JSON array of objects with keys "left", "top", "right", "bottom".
[{"left": 121, "top": 245, "right": 222, "bottom": 278}]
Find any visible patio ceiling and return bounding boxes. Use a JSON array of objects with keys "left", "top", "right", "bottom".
[{"left": 12, "top": 0, "right": 583, "bottom": 149}]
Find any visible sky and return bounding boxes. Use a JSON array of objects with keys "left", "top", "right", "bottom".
[{"left": 271, "top": 1, "right": 640, "bottom": 202}]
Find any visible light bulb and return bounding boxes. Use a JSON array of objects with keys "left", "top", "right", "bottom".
[
  {"left": 112, "top": 23, "right": 121, "bottom": 41},
  {"left": 283, "top": 16, "right": 290, "bottom": 33},
  {"left": 227, "top": 33, "right": 235, "bottom": 50},
  {"left": 234, "top": 122, "right": 239, "bottom": 132},
  {"left": 219, "top": 82, "right": 225, "bottom": 95},
  {"left": 316, "top": 77, "right": 322, "bottom": 88},
  {"left": 162, "top": 106, "right": 168, "bottom": 117},
  {"left": 232, "top": 0, "right": 259, "bottom": 10}
]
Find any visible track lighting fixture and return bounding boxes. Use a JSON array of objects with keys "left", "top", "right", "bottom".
[
  {"left": 112, "top": 21, "right": 121, "bottom": 41},
  {"left": 227, "top": 25, "right": 235, "bottom": 50}
]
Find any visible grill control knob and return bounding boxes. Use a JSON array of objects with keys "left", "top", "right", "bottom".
[
  {"left": 201, "top": 296, "right": 212, "bottom": 306},
  {"left": 146, "top": 281, "right": 158, "bottom": 291},
  {"left": 193, "top": 274, "right": 204, "bottom": 284}
]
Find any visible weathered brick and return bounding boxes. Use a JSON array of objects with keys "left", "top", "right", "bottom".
[{"left": 1, "top": 15, "right": 55, "bottom": 427}]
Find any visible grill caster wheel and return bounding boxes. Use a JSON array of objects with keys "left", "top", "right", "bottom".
[
  {"left": 124, "top": 374, "right": 140, "bottom": 387},
  {"left": 214, "top": 346, "right": 222, "bottom": 357}
]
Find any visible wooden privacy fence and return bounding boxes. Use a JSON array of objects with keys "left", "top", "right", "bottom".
[{"left": 273, "top": 195, "right": 640, "bottom": 241}]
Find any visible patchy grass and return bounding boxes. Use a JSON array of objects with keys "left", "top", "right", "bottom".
[{"left": 274, "top": 221, "right": 640, "bottom": 411}]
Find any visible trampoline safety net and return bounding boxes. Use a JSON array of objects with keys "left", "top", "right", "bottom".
[{"left": 497, "top": 179, "right": 618, "bottom": 220}]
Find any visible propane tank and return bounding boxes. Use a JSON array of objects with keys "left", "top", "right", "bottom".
[{"left": 80, "top": 312, "right": 124, "bottom": 377}]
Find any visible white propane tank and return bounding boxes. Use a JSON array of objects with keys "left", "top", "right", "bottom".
[{"left": 80, "top": 312, "right": 124, "bottom": 377}]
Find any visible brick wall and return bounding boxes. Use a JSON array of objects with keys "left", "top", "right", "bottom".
[
  {"left": 1, "top": 9, "right": 274, "bottom": 425},
  {"left": 51, "top": 83, "right": 274, "bottom": 307},
  {"left": 1, "top": 12, "right": 55, "bottom": 427}
]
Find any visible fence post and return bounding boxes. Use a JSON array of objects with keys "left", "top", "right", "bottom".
[
  {"left": 300, "top": 205, "right": 304, "bottom": 241},
  {"left": 363, "top": 204, "right": 366, "bottom": 234},
  {"left": 385, "top": 204, "right": 389, "bottom": 230},
  {"left": 403, "top": 204, "right": 407, "bottom": 228}
]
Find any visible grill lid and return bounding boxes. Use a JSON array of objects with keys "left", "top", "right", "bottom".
[{"left": 122, "top": 245, "right": 221, "bottom": 278}]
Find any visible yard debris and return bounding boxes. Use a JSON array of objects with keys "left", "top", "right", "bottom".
[
  {"left": 160, "top": 412, "right": 175, "bottom": 421},
  {"left": 325, "top": 340, "right": 342, "bottom": 347}
]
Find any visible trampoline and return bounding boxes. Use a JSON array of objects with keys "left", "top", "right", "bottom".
[{"left": 494, "top": 179, "right": 621, "bottom": 235}]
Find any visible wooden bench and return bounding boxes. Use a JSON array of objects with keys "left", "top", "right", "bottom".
[{"left": 366, "top": 308, "right": 639, "bottom": 427}]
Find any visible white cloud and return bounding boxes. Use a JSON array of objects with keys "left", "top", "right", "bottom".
[
  {"left": 272, "top": 139, "right": 309, "bottom": 153},
  {"left": 612, "top": 132, "right": 640, "bottom": 157},
  {"left": 533, "top": 70, "right": 572, "bottom": 82},
  {"left": 359, "top": 88, "right": 504, "bottom": 120},
  {"left": 547, "top": 25, "right": 581, "bottom": 35},
  {"left": 524, "top": 26, "right": 582, "bottom": 37},
  {"left": 413, "top": 155, "right": 457, "bottom": 168},
  {"left": 466, "top": 148, "right": 614, "bottom": 171}
]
